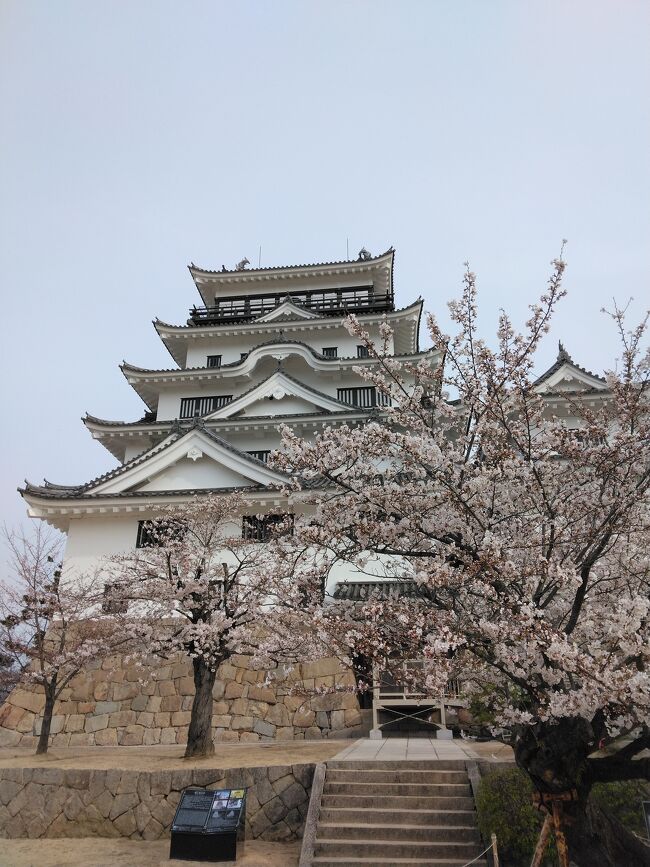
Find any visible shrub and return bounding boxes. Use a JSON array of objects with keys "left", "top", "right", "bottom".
[
  {"left": 476, "top": 767, "right": 555, "bottom": 866},
  {"left": 590, "top": 779, "right": 650, "bottom": 838}
]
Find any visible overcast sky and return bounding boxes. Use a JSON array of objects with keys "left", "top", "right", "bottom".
[{"left": 1, "top": 0, "right": 648, "bottom": 534}]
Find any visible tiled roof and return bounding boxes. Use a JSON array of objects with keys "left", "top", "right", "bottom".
[
  {"left": 84, "top": 407, "right": 377, "bottom": 430},
  {"left": 22, "top": 421, "right": 289, "bottom": 499},
  {"left": 333, "top": 581, "right": 435, "bottom": 601},
  {"left": 152, "top": 298, "right": 423, "bottom": 334},
  {"left": 533, "top": 342, "right": 606, "bottom": 387},
  {"left": 189, "top": 248, "right": 394, "bottom": 277},
  {"left": 121, "top": 342, "right": 432, "bottom": 377}
]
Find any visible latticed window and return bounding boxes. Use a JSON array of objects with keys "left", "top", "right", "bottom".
[
  {"left": 206, "top": 355, "right": 222, "bottom": 368},
  {"left": 136, "top": 519, "right": 186, "bottom": 548},
  {"left": 356, "top": 345, "right": 370, "bottom": 358},
  {"left": 179, "top": 395, "right": 232, "bottom": 418},
  {"left": 322, "top": 347, "right": 338, "bottom": 358},
  {"left": 246, "top": 450, "right": 271, "bottom": 463},
  {"left": 242, "top": 514, "right": 294, "bottom": 542},
  {"left": 337, "top": 387, "right": 391, "bottom": 408}
]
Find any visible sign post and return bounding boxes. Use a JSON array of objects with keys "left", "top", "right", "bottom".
[{"left": 170, "top": 787, "right": 246, "bottom": 862}]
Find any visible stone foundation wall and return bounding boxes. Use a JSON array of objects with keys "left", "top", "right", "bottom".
[
  {"left": 0, "top": 653, "right": 362, "bottom": 749},
  {"left": 0, "top": 763, "right": 314, "bottom": 841}
]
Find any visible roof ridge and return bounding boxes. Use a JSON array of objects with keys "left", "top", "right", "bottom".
[{"left": 189, "top": 247, "right": 394, "bottom": 277}]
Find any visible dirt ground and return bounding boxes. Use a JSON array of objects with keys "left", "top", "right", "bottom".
[
  {"left": 0, "top": 740, "right": 343, "bottom": 770},
  {"left": 1, "top": 838, "right": 300, "bottom": 867}
]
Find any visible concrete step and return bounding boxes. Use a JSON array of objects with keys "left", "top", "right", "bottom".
[
  {"left": 321, "top": 793, "right": 475, "bottom": 810},
  {"left": 312, "top": 858, "right": 487, "bottom": 867},
  {"left": 326, "top": 768, "right": 470, "bottom": 784},
  {"left": 317, "top": 821, "right": 481, "bottom": 842},
  {"left": 326, "top": 759, "right": 467, "bottom": 771},
  {"left": 323, "top": 781, "right": 472, "bottom": 796},
  {"left": 314, "top": 839, "right": 485, "bottom": 859},
  {"left": 319, "top": 806, "right": 477, "bottom": 827}
]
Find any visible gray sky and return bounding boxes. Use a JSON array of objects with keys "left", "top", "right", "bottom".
[{"left": 1, "top": 0, "right": 649, "bottom": 533}]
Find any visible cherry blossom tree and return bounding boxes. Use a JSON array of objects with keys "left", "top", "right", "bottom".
[
  {"left": 272, "top": 253, "right": 650, "bottom": 864},
  {"left": 108, "top": 493, "right": 315, "bottom": 758},
  {"left": 0, "top": 526, "right": 137, "bottom": 754}
]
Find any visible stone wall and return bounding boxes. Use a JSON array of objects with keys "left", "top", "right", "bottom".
[
  {"left": 0, "top": 653, "right": 362, "bottom": 749},
  {"left": 0, "top": 762, "right": 314, "bottom": 841}
]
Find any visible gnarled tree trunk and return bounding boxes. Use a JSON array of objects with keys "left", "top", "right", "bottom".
[
  {"left": 185, "top": 656, "right": 217, "bottom": 758},
  {"left": 515, "top": 717, "right": 650, "bottom": 867}
]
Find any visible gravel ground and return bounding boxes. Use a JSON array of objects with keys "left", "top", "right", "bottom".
[{"left": 2, "top": 838, "right": 300, "bottom": 867}]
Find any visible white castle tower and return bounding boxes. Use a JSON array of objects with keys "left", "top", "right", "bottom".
[{"left": 21, "top": 248, "right": 426, "bottom": 587}]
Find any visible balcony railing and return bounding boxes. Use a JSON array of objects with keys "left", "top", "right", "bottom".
[
  {"left": 189, "top": 286, "right": 394, "bottom": 326},
  {"left": 179, "top": 395, "right": 232, "bottom": 419},
  {"left": 337, "top": 387, "right": 392, "bottom": 408}
]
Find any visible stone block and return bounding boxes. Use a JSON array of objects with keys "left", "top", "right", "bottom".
[
  {"left": 212, "top": 700, "right": 229, "bottom": 715},
  {"left": 170, "top": 711, "right": 191, "bottom": 727},
  {"left": 305, "top": 726, "right": 322, "bottom": 739},
  {"left": 160, "top": 727, "right": 177, "bottom": 744},
  {"left": 272, "top": 774, "right": 294, "bottom": 795},
  {"left": 170, "top": 769, "right": 193, "bottom": 791},
  {"left": 143, "top": 727, "right": 161, "bottom": 745},
  {"left": 301, "top": 658, "right": 344, "bottom": 679},
  {"left": 214, "top": 729, "right": 239, "bottom": 742},
  {"left": 146, "top": 696, "right": 162, "bottom": 714},
  {"left": 224, "top": 681, "right": 244, "bottom": 699},
  {"left": 344, "top": 708, "right": 362, "bottom": 727},
  {"left": 108, "top": 710, "right": 136, "bottom": 728},
  {"left": 117, "top": 771, "right": 140, "bottom": 794},
  {"left": 150, "top": 771, "right": 172, "bottom": 796},
  {"left": 293, "top": 707, "right": 315, "bottom": 727},
  {"left": 113, "top": 808, "right": 137, "bottom": 836},
  {"left": 109, "top": 791, "right": 139, "bottom": 820},
  {"left": 253, "top": 719, "right": 276, "bottom": 738},
  {"left": 283, "top": 696, "right": 304, "bottom": 712},
  {"left": 131, "top": 694, "right": 148, "bottom": 712},
  {"left": 94, "top": 728, "right": 118, "bottom": 746},
  {"left": 113, "top": 682, "right": 138, "bottom": 701},
  {"left": 69, "top": 733, "right": 93, "bottom": 747},
  {"left": 70, "top": 679, "right": 94, "bottom": 702},
  {"left": 142, "top": 816, "right": 164, "bottom": 840},
  {"left": 16, "top": 711, "right": 36, "bottom": 733},
  {"left": 276, "top": 727, "right": 294, "bottom": 741},
  {"left": 93, "top": 682, "right": 110, "bottom": 701},
  {"left": 0, "top": 704, "right": 25, "bottom": 729},
  {"left": 263, "top": 796, "right": 286, "bottom": 824},
  {"left": 249, "top": 807, "right": 271, "bottom": 837},
  {"left": 93, "top": 789, "right": 114, "bottom": 818},
  {"left": 0, "top": 779, "right": 23, "bottom": 806},
  {"left": 314, "top": 675, "right": 335, "bottom": 688},
  {"left": 330, "top": 710, "right": 345, "bottom": 730},
  {"left": 247, "top": 685, "right": 275, "bottom": 704},
  {"left": 230, "top": 697, "right": 249, "bottom": 716},
  {"left": 136, "top": 712, "right": 154, "bottom": 727},
  {"left": 154, "top": 712, "right": 171, "bottom": 727},
  {"left": 134, "top": 801, "right": 151, "bottom": 834},
  {"left": 181, "top": 695, "right": 193, "bottom": 711},
  {"left": 85, "top": 714, "right": 109, "bottom": 733},
  {"left": 172, "top": 661, "right": 189, "bottom": 679},
  {"left": 292, "top": 764, "right": 314, "bottom": 789},
  {"left": 265, "top": 704, "right": 290, "bottom": 726},
  {"left": 230, "top": 715, "right": 253, "bottom": 731},
  {"left": 217, "top": 662, "right": 237, "bottom": 681},
  {"left": 64, "top": 769, "right": 90, "bottom": 789},
  {"left": 311, "top": 691, "right": 343, "bottom": 711},
  {"left": 121, "top": 724, "right": 144, "bottom": 746},
  {"left": 63, "top": 789, "right": 85, "bottom": 821},
  {"left": 211, "top": 714, "right": 231, "bottom": 728},
  {"left": 95, "top": 701, "right": 120, "bottom": 715},
  {"left": 212, "top": 680, "right": 225, "bottom": 700},
  {"left": 77, "top": 702, "right": 95, "bottom": 714},
  {"left": 280, "top": 781, "right": 306, "bottom": 811},
  {"left": 9, "top": 690, "right": 43, "bottom": 714},
  {"left": 66, "top": 713, "right": 86, "bottom": 733},
  {"left": 151, "top": 796, "right": 177, "bottom": 829},
  {"left": 160, "top": 695, "right": 182, "bottom": 713},
  {"left": 177, "top": 676, "right": 195, "bottom": 696}
]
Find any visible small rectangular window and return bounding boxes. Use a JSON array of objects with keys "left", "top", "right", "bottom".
[
  {"left": 136, "top": 519, "right": 186, "bottom": 548},
  {"left": 240, "top": 352, "right": 248, "bottom": 361},
  {"left": 206, "top": 355, "right": 222, "bottom": 368},
  {"left": 242, "top": 514, "right": 294, "bottom": 542},
  {"left": 356, "top": 345, "right": 370, "bottom": 358},
  {"left": 322, "top": 347, "right": 338, "bottom": 358},
  {"left": 102, "top": 583, "right": 128, "bottom": 614},
  {"left": 246, "top": 450, "right": 271, "bottom": 463}
]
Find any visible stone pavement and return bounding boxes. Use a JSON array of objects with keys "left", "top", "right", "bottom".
[{"left": 330, "top": 735, "right": 511, "bottom": 763}]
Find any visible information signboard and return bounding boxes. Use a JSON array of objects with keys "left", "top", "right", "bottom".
[{"left": 170, "top": 787, "right": 246, "bottom": 862}]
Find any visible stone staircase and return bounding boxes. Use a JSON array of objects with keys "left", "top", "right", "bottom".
[{"left": 311, "top": 759, "right": 487, "bottom": 866}]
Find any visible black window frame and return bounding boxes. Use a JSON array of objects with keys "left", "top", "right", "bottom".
[
  {"left": 136, "top": 519, "right": 186, "bottom": 548},
  {"left": 242, "top": 514, "right": 294, "bottom": 542},
  {"left": 337, "top": 386, "right": 391, "bottom": 408},
  {"left": 356, "top": 344, "right": 370, "bottom": 358},
  {"left": 322, "top": 347, "right": 338, "bottom": 358},
  {"left": 206, "top": 355, "right": 222, "bottom": 368},
  {"left": 179, "top": 395, "right": 233, "bottom": 419}
]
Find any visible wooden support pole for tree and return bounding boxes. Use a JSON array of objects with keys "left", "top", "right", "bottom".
[
  {"left": 552, "top": 800, "right": 570, "bottom": 867},
  {"left": 529, "top": 814, "right": 552, "bottom": 867}
]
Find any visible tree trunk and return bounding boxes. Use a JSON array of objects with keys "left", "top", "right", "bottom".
[
  {"left": 36, "top": 677, "right": 57, "bottom": 755},
  {"left": 515, "top": 717, "right": 650, "bottom": 867},
  {"left": 185, "top": 656, "right": 217, "bottom": 758}
]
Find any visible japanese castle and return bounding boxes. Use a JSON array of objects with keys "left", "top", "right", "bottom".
[{"left": 20, "top": 249, "right": 427, "bottom": 585}]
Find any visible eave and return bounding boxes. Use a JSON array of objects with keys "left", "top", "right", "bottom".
[
  {"left": 154, "top": 299, "right": 423, "bottom": 366},
  {"left": 189, "top": 248, "right": 394, "bottom": 307}
]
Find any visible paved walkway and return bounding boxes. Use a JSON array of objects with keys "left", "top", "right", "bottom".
[{"left": 331, "top": 736, "right": 509, "bottom": 762}]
